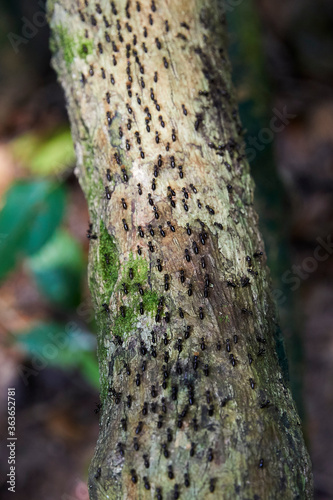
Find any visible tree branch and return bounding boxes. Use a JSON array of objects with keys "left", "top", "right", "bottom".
[{"left": 48, "top": 0, "right": 313, "bottom": 498}]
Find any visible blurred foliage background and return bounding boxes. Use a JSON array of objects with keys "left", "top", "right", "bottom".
[{"left": 0, "top": 0, "right": 333, "bottom": 499}]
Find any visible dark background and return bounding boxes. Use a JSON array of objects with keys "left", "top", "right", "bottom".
[{"left": 0, "top": 0, "right": 332, "bottom": 498}]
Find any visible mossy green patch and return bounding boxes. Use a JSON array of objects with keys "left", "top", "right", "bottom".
[
  {"left": 82, "top": 145, "right": 106, "bottom": 208},
  {"left": 112, "top": 289, "right": 159, "bottom": 339},
  {"left": 142, "top": 289, "right": 160, "bottom": 313},
  {"left": 56, "top": 26, "right": 75, "bottom": 66},
  {"left": 112, "top": 253, "right": 159, "bottom": 339},
  {"left": 54, "top": 26, "right": 93, "bottom": 67},
  {"left": 99, "top": 364, "right": 109, "bottom": 403},
  {"left": 77, "top": 39, "right": 93, "bottom": 59},
  {"left": 122, "top": 252, "right": 149, "bottom": 285},
  {"left": 99, "top": 221, "right": 119, "bottom": 299},
  {"left": 92, "top": 221, "right": 119, "bottom": 400}
]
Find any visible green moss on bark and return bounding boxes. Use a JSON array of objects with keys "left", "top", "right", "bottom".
[
  {"left": 98, "top": 221, "right": 119, "bottom": 299},
  {"left": 52, "top": 26, "right": 93, "bottom": 66},
  {"left": 112, "top": 253, "right": 159, "bottom": 339}
]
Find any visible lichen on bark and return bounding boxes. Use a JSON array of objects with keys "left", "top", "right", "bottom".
[{"left": 48, "top": 0, "right": 313, "bottom": 498}]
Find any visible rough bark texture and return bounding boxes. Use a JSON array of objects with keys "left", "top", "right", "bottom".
[{"left": 48, "top": 0, "right": 313, "bottom": 498}]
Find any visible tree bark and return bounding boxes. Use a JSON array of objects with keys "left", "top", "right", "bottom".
[{"left": 48, "top": 0, "right": 313, "bottom": 498}]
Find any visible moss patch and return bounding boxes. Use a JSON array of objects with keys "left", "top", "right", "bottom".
[
  {"left": 112, "top": 253, "right": 159, "bottom": 339},
  {"left": 54, "top": 26, "right": 93, "bottom": 67},
  {"left": 92, "top": 221, "right": 119, "bottom": 403},
  {"left": 77, "top": 39, "right": 93, "bottom": 59},
  {"left": 82, "top": 144, "right": 107, "bottom": 208},
  {"left": 99, "top": 221, "right": 119, "bottom": 300},
  {"left": 112, "top": 289, "right": 159, "bottom": 339},
  {"left": 55, "top": 26, "right": 75, "bottom": 66}
]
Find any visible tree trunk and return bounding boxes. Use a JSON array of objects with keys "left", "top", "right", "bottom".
[{"left": 48, "top": 0, "right": 313, "bottom": 498}]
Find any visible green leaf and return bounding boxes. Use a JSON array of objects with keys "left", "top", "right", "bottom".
[
  {"left": 13, "top": 322, "right": 99, "bottom": 388},
  {"left": 76, "top": 350, "right": 100, "bottom": 388},
  {"left": 27, "top": 229, "right": 85, "bottom": 308},
  {"left": 0, "top": 180, "right": 65, "bottom": 280},
  {"left": 10, "top": 127, "right": 75, "bottom": 176}
]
